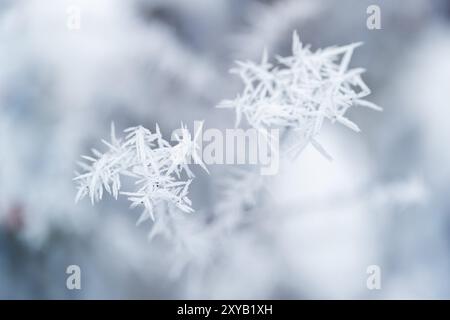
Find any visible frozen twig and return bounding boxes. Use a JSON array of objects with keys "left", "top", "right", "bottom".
[{"left": 74, "top": 122, "right": 208, "bottom": 237}]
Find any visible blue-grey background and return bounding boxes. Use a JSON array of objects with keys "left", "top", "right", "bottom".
[{"left": 0, "top": 0, "right": 449, "bottom": 299}]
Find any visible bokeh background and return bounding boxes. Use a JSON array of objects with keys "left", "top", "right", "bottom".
[{"left": 1, "top": 0, "right": 450, "bottom": 299}]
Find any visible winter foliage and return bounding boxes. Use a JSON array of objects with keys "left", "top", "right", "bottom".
[
  {"left": 74, "top": 32, "right": 379, "bottom": 241},
  {"left": 220, "top": 31, "right": 381, "bottom": 158},
  {"left": 74, "top": 122, "right": 208, "bottom": 234},
  {"left": 1, "top": 0, "right": 445, "bottom": 300}
]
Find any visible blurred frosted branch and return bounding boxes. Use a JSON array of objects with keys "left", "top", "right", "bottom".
[{"left": 233, "top": 0, "right": 323, "bottom": 59}]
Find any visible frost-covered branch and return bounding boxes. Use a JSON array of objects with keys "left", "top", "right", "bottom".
[
  {"left": 219, "top": 31, "right": 381, "bottom": 158},
  {"left": 73, "top": 32, "right": 380, "bottom": 272},
  {"left": 212, "top": 31, "right": 381, "bottom": 239},
  {"left": 74, "top": 123, "right": 208, "bottom": 234}
]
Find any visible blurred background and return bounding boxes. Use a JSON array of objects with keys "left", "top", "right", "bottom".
[{"left": 1, "top": 0, "right": 449, "bottom": 299}]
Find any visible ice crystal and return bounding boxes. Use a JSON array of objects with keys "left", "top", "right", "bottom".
[
  {"left": 218, "top": 31, "right": 381, "bottom": 157},
  {"left": 74, "top": 122, "right": 208, "bottom": 229}
]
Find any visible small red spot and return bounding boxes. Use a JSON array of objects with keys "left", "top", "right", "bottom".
[{"left": 4, "top": 203, "right": 25, "bottom": 232}]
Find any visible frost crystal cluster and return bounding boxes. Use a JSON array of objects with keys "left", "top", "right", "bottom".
[
  {"left": 73, "top": 32, "right": 380, "bottom": 244},
  {"left": 219, "top": 31, "right": 381, "bottom": 156},
  {"left": 74, "top": 123, "right": 207, "bottom": 227}
]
